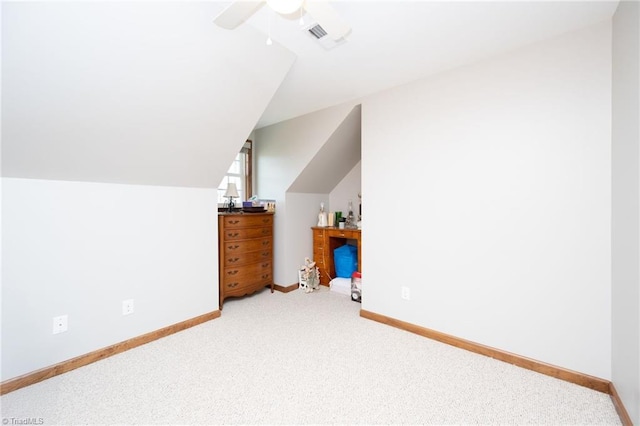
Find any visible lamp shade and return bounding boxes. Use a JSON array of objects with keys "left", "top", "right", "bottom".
[
  {"left": 224, "top": 183, "right": 239, "bottom": 198},
  {"left": 266, "top": 0, "right": 304, "bottom": 15}
]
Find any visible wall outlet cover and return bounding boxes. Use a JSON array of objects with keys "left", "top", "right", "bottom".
[
  {"left": 122, "top": 299, "right": 134, "bottom": 315},
  {"left": 53, "top": 315, "right": 68, "bottom": 334}
]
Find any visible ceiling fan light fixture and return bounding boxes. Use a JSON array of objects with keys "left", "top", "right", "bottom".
[{"left": 266, "top": 0, "right": 304, "bottom": 15}]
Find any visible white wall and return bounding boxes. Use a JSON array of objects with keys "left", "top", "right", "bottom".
[
  {"left": 286, "top": 192, "right": 328, "bottom": 275},
  {"left": 612, "top": 1, "right": 640, "bottom": 423},
  {"left": 329, "top": 161, "right": 362, "bottom": 222},
  {"left": 0, "top": 1, "right": 295, "bottom": 383},
  {"left": 255, "top": 102, "right": 358, "bottom": 286},
  {"left": 361, "top": 21, "right": 612, "bottom": 379},
  {"left": 1, "top": 178, "right": 218, "bottom": 381}
]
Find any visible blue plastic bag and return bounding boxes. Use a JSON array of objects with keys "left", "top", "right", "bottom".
[{"left": 334, "top": 244, "right": 358, "bottom": 278}]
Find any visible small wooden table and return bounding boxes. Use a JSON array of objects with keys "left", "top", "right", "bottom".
[{"left": 311, "top": 227, "right": 361, "bottom": 286}]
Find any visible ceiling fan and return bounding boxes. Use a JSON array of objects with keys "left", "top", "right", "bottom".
[{"left": 213, "top": 0, "right": 351, "bottom": 41}]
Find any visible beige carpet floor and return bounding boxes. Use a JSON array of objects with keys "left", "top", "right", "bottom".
[{"left": 0, "top": 286, "right": 621, "bottom": 425}]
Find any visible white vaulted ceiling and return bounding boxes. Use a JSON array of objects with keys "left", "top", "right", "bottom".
[
  {"left": 1, "top": 1, "right": 620, "bottom": 188},
  {"left": 1, "top": 2, "right": 295, "bottom": 188},
  {"left": 287, "top": 105, "right": 361, "bottom": 194},
  {"left": 240, "top": 0, "right": 619, "bottom": 128}
]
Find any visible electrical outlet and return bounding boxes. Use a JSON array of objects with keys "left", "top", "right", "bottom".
[
  {"left": 122, "top": 299, "right": 134, "bottom": 316},
  {"left": 53, "top": 315, "right": 68, "bottom": 334},
  {"left": 401, "top": 286, "right": 411, "bottom": 301}
]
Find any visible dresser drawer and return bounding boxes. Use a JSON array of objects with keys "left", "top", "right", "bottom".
[
  {"left": 222, "top": 273, "right": 272, "bottom": 294},
  {"left": 313, "top": 230, "right": 325, "bottom": 270},
  {"left": 223, "top": 249, "right": 272, "bottom": 267},
  {"left": 221, "top": 214, "right": 273, "bottom": 229},
  {"left": 313, "top": 248, "right": 325, "bottom": 263},
  {"left": 222, "top": 227, "right": 272, "bottom": 241},
  {"left": 329, "top": 229, "right": 359, "bottom": 240},
  {"left": 223, "top": 237, "right": 272, "bottom": 254},
  {"left": 222, "top": 261, "right": 272, "bottom": 282}
]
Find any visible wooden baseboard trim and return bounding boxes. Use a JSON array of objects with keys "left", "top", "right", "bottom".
[
  {"left": 609, "top": 382, "right": 634, "bottom": 426},
  {"left": 273, "top": 283, "right": 299, "bottom": 293},
  {"left": 359, "top": 309, "right": 611, "bottom": 394},
  {"left": 0, "top": 310, "right": 221, "bottom": 396}
]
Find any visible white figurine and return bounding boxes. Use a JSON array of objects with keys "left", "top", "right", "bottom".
[
  {"left": 317, "top": 202, "right": 328, "bottom": 227},
  {"left": 300, "top": 257, "right": 320, "bottom": 293}
]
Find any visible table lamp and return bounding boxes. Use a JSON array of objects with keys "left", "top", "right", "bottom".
[{"left": 224, "top": 183, "right": 239, "bottom": 212}]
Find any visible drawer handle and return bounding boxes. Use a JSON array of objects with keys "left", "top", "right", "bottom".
[
  {"left": 229, "top": 258, "right": 240, "bottom": 263},
  {"left": 228, "top": 245, "right": 240, "bottom": 250},
  {"left": 228, "top": 282, "right": 239, "bottom": 288},
  {"left": 262, "top": 274, "right": 269, "bottom": 280},
  {"left": 262, "top": 263, "right": 270, "bottom": 268},
  {"left": 227, "top": 232, "right": 239, "bottom": 238},
  {"left": 262, "top": 241, "right": 269, "bottom": 246},
  {"left": 229, "top": 220, "right": 240, "bottom": 225},
  {"left": 262, "top": 219, "right": 269, "bottom": 223},
  {"left": 227, "top": 270, "right": 239, "bottom": 276},
  {"left": 262, "top": 251, "right": 270, "bottom": 257},
  {"left": 262, "top": 229, "right": 269, "bottom": 235}
]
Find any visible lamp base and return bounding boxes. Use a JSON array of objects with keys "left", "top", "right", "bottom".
[{"left": 227, "top": 198, "right": 236, "bottom": 213}]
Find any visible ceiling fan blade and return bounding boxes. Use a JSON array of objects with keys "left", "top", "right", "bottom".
[
  {"left": 303, "top": 1, "right": 351, "bottom": 40},
  {"left": 213, "top": 1, "right": 265, "bottom": 29}
]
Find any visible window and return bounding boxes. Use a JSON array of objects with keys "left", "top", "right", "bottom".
[{"left": 218, "top": 140, "right": 252, "bottom": 205}]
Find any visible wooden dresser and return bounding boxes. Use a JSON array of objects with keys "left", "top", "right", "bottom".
[
  {"left": 312, "top": 227, "right": 361, "bottom": 286},
  {"left": 218, "top": 213, "right": 274, "bottom": 309}
]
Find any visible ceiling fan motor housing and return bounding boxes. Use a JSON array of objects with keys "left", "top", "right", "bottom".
[{"left": 266, "top": 0, "right": 304, "bottom": 15}]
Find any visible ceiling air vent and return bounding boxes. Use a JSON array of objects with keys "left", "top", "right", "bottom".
[
  {"left": 308, "top": 24, "right": 328, "bottom": 40},
  {"left": 303, "top": 22, "right": 346, "bottom": 50}
]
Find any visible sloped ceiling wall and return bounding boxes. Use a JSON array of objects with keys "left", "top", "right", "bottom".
[
  {"left": 288, "top": 105, "right": 361, "bottom": 194},
  {"left": 1, "top": 2, "right": 296, "bottom": 188}
]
